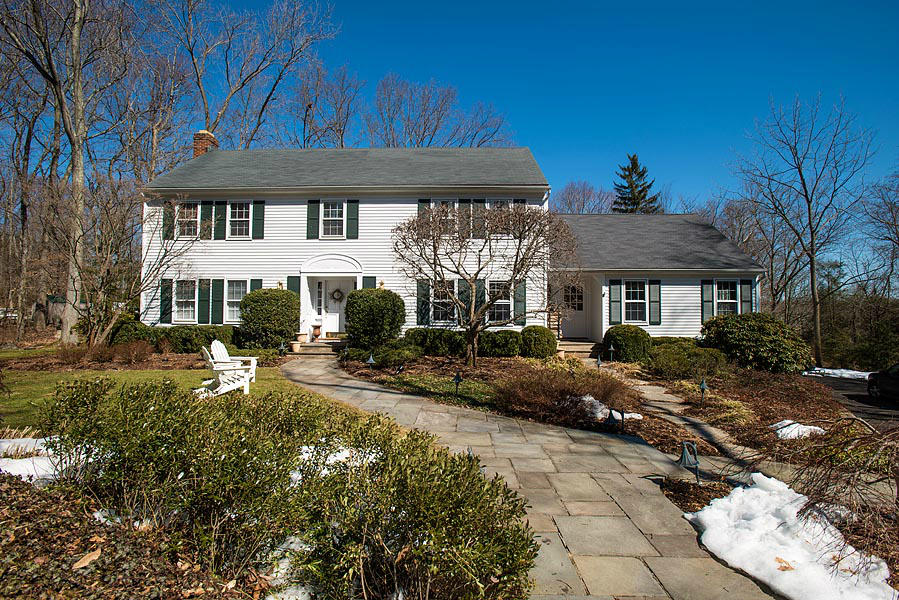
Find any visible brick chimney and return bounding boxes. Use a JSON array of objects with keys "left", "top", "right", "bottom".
[{"left": 193, "top": 129, "right": 218, "bottom": 157}]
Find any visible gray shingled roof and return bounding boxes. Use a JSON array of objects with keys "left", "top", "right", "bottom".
[
  {"left": 147, "top": 147, "right": 548, "bottom": 190},
  {"left": 561, "top": 214, "right": 763, "bottom": 271}
]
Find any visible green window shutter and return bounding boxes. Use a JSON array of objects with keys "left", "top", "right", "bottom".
[
  {"left": 307, "top": 200, "right": 320, "bottom": 239},
  {"left": 648, "top": 280, "right": 661, "bottom": 325},
  {"left": 252, "top": 200, "right": 265, "bottom": 239},
  {"left": 362, "top": 276, "right": 376, "bottom": 289},
  {"left": 250, "top": 279, "right": 262, "bottom": 291},
  {"left": 286, "top": 276, "right": 300, "bottom": 297},
  {"left": 608, "top": 279, "right": 622, "bottom": 325},
  {"left": 418, "top": 199, "right": 430, "bottom": 215},
  {"left": 159, "top": 279, "right": 172, "bottom": 324},
  {"left": 472, "top": 199, "right": 486, "bottom": 238},
  {"left": 211, "top": 279, "right": 224, "bottom": 324},
  {"left": 162, "top": 204, "right": 174, "bottom": 240},
  {"left": 197, "top": 279, "right": 211, "bottom": 324},
  {"left": 200, "top": 201, "right": 213, "bottom": 240},
  {"left": 416, "top": 280, "right": 430, "bottom": 325},
  {"left": 475, "top": 279, "right": 486, "bottom": 313},
  {"left": 701, "top": 280, "right": 714, "bottom": 323},
  {"left": 213, "top": 201, "right": 226, "bottom": 240},
  {"left": 740, "top": 280, "right": 753, "bottom": 314},
  {"left": 514, "top": 281, "right": 526, "bottom": 326},
  {"left": 458, "top": 279, "right": 471, "bottom": 321},
  {"left": 346, "top": 199, "right": 359, "bottom": 239}
]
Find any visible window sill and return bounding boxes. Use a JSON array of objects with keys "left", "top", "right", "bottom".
[{"left": 320, "top": 236, "right": 347, "bottom": 240}]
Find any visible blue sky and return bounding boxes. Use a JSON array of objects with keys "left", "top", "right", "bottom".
[{"left": 250, "top": 0, "right": 899, "bottom": 203}]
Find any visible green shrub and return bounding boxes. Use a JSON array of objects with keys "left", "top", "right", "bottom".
[
  {"left": 40, "top": 379, "right": 536, "bottom": 595},
  {"left": 478, "top": 329, "right": 522, "bottom": 357},
  {"left": 701, "top": 313, "right": 813, "bottom": 373},
  {"left": 645, "top": 344, "right": 727, "bottom": 381},
  {"left": 160, "top": 324, "right": 233, "bottom": 353},
  {"left": 652, "top": 336, "right": 697, "bottom": 348},
  {"left": 237, "top": 289, "right": 301, "bottom": 349},
  {"left": 344, "top": 288, "right": 406, "bottom": 350},
  {"left": 404, "top": 327, "right": 465, "bottom": 357},
  {"left": 520, "top": 325, "right": 557, "bottom": 358},
  {"left": 602, "top": 324, "right": 651, "bottom": 362},
  {"left": 108, "top": 314, "right": 159, "bottom": 347}
]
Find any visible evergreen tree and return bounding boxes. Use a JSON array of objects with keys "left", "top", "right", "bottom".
[{"left": 612, "top": 154, "right": 662, "bottom": 213}]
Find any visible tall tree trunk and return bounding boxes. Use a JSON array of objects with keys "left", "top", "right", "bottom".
[
  {"left": 808, "top": 253, "right": 823, "bottom": 366},
  {"left": 60, "top": 143, "right": 84, "bottom": 344}
]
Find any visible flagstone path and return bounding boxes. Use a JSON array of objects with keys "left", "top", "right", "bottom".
[{"left": 281, "top": 358, "right": 772, "bottom": 599}]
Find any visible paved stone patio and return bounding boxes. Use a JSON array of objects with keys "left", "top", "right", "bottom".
[{"left": 281, "top": 358, "right": 772, "bottom": 599}]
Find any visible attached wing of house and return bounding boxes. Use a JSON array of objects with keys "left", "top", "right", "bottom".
[{"left": 142, "top": 131, "right": 761, "bottom": 342}]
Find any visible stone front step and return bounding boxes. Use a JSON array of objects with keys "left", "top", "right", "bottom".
[
  {"left": 558, "top": 340, "right": 599, "bottom": 358},
  {"left": 287, "top": 340, "right": 346, "bottom": 357}
]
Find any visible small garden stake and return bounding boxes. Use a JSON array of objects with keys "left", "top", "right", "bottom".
[{"left": 453, "top": 371, "right": 463, "bottom": 396}]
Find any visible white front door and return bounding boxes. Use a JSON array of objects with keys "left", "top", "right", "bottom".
[{"left": 313, "top": 277, "right": 353, "bottom": 338}]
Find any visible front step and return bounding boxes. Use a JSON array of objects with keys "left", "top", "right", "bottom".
[
  {"left": 558, "top": 340, "right": 599, "bottom": 359},
  {"left": 288, "top": 340, "right": 346, "bottom": 357}
]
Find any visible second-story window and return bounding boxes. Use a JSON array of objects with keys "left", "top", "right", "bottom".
[
  {"left": 229, "top": 202, "right": 251, "bottom": 238},
  {"left": 177, "top": 203, "right": 198, "bottom": 238},
  {"left": 322, "top": 201, "right": 344, "bottom": 238}
]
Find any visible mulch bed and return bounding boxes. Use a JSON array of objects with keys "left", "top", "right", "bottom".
[
  {"left": 344, "top": 357, "right": 720, "bottom": 456},
  {"left": 659, "top": 477, "right": 734, "bottom": 514},
  {"left": 1, "top": 353, "right": 207, "bottom": 372},
  {"left": 0, "top": 474, "right": 265, "bottom": 599}
]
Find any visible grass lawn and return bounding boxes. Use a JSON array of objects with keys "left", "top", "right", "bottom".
[
  {"left": 1, "top": 367, "right": 300, "bottom": 431},
  {"left": 0, "top": 345, "right": 58, "bottom": 361},
  {"left": 382, "top": 373, "right": 496, "bottom": 410}
]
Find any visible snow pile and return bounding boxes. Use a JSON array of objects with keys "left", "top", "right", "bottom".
[
  {"left": 804, "top": 368, "right": 873, "bottom": 380},
  {"left": 687, "top": 473, "right": 895, "bottom": 600},
  {"left": 769, "top": 420, "right": 825, "bottom": 440},
  {"left": 0, "top": 436, "right": 58, "bottom": 483},
  {"left": 579, "top": 395, "right": 643, "bottom": 422}
]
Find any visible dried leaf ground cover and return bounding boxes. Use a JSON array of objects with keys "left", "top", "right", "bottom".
[
  {"left": 659, "top": 477, "right": 734, "bottom": 514},
  {"left": 344, "top": 356, "right": 719, "bottom": 456},
  {"left": 0, "top": 473, "right": 256, "bottom": 599},
  {"left": 1, "top": 351, "right": 207, "bottom": 372}
]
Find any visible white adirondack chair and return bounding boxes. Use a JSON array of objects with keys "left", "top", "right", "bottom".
[
  {"left": 210, "top": 339, "right": 257, "bottom": 382},
  {"left": 194, "top": 346, "right": 253, "bottom": 397}
]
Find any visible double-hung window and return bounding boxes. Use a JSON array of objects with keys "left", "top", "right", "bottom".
[
  {"left": 716, "top": 280, "right": 739, "bottom": 315},
  {"left": 227, "top": 280, "right": 247, "bottom": 322},
  {"left": 432, "top": 281, "right": 455, "bottom": 323},
  {"left": 177, "top": 203, "right": 199, "bottom": 238},
  {"left": 432, "top": 199, "right": 456, "bottom": 231},
  {"left": 624, "top": 280, "right": 647, "bottom": 322},
  {"left": 321, "top": 201, "right": 344, "bottom": 238},
  {"left": 229, "top": 202, "right": 251, "bottom": 238},
  {"left": 564, "top": 285, "right": 584, "bottom": 311},
  {"left": 175, "top": 280, "right": 196, "bottom": 322},
  {"left": 488, "top": 281, "right": 512, "bottom": 323}
]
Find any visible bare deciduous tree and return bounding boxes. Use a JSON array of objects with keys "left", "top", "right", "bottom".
[
  {"left": 365, "top": 73, "right": 512, "bottom": 148},
  {"left": 393, "top": 204, "right": 578, "bottom": 365},
  {"left": 737, "top": 97, "right": 874, "bottom": 365},
  {"left": 283, "top": 63, "right": 365, "bottom": 148},
  {"left": 551, "top": 181, "right": 614, "bottom": 214}
]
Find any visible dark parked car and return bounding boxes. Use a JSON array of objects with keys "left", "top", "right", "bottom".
[{"left": 868, "top": 364, "right": 899, "bottom": 400}]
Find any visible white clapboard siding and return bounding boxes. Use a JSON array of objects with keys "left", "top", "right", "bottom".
[{"left": 141, "top": 195, "right": 548, "bottom": 331}]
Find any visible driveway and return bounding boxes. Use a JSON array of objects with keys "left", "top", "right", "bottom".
[
  {"left": 282, "top": 357, "right": 773, "bottom": 599},
  {"left": 816, "top": 376, "right": 899, "bottom": 431}
]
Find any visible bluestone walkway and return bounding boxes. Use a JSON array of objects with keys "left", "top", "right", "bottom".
[{"left": 281, "top": 358, "right": 772, "bottom": 600}]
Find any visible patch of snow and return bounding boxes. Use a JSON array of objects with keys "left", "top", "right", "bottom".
[
  {"left": 290, "top": 446, "right": 378, "bottom": 484},
  {"left": 0, "top": 437, "right": 46, "bottom": 455},
  {"left": 0, "top": 455, "right": 57, "bottom": 481},
  {"left": 687, "top": 473, "right": 895, "bottom": 600},
  {"left": 769, "top": 420, "right": 826, "bottom": 440},
  {"left": 265, "top": 536, "right": 313, "bottom": 600},
  {"left": 803, "top": 368, "right": 873, "bottom": 380},
  {"left": 579, "top": 395, "right": 643, "bottom": 422}
]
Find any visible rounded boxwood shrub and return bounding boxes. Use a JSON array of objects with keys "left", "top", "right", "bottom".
[
  {"left": 345, "top": 288, "right": 406, "bottom": 350},
  {"left": 701, "top": 312, "right": 813, "bottom": 373},
  {"left": 237, "top": 289, "right": 300, "bottom": 349},
  {"left": 652, "top": 336, "right": 697, "bottom": 348},
  {"left": 108, "top": 314, "right": 159, "bottom": 347},
  {"left": 160, "top": 324, "right": 233, "bottom": 353},
  {"left": 520, "top": 325, "right": 557, "bottom": 358},
  {"left": 404, "top": 328, "right": 465, "bottom": 357},
  {"left": 479, "top": 330, "right": 522, "bottom": 357},
  {"left": 645, "top": 344, "right": 727, "bottom": 381},
  {"left": 602, "top": 324, "right": 651, "bottom": 363}
]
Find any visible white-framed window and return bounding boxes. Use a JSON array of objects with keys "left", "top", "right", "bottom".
[
  {"left": 564, "top": 285, "right": 584, "bottom": 311},
  {"left": 431, "top": 199, "right": 456, "bottom": 230},
  {"left": 226, "top": 280, "right": 248, "bottom": 322},
  {"left": 624, "top": 280, "right": 647, "bottom": 323},
  {"left": 490, "top": 199, "right": 510, "bottom": 211},
  {"left": 321, "top": 200, "right": 345, "bottom": 238},
  {"left": 432, "top": 281, "right": 455, "bottom": 323},
  {"left": 716, "top": 280, "right": 739, "bottom": 315},
  {"left": 174, "top": 280, "right": 196, "bottom": 322},
  {"left": 316, "top": 281, "right": 323, "bottom": 316},
  {"left": 488, "top": 280, "right": 512, "bottom": 323},
  {"left": 228, "top": 202, "right": 251, "bottom": 238},
  {"left": 176, "top": 203, "right": 199, "bottom": 238}
]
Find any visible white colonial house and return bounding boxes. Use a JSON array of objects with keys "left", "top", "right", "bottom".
[{"left": 140, "top": 131, "right": 763, "bottom": 342}]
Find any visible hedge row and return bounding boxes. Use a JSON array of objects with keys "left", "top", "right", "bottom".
[{"left": 403, "top": 326, "right": 557, "bottom": 359}]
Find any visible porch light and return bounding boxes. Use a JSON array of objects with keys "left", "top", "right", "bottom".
[
  {"left": 676, "top": 441, "right": 701, "bottom": 484},
  {"left": 453, "top": 371, "right": 463, "bottom": 395}
]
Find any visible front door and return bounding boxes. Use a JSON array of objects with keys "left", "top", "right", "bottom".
[{"left": 313, "top": 278, "right": 353, "bottom": 338}]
